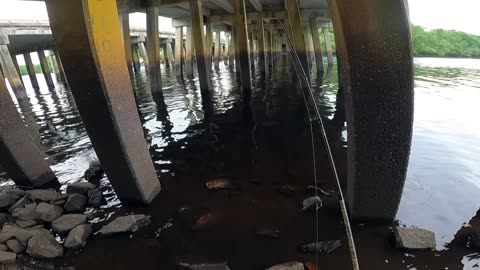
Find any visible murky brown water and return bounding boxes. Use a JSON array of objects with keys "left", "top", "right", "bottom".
[{"left": 2, "top": 56, "right": 480, "bottom": 269}]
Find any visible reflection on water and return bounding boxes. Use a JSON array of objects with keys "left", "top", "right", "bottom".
[{"left": 2, "top": 57, "right": 480, "bottom": 269}]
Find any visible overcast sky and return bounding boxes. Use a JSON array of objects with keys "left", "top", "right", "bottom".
[{"left": 0, "top": 0, "right": 479, "bottom": 35}]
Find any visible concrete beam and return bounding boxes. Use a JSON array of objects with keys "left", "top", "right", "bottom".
[
  {"left": 249, "top": 0, "right": 262, "bottom": 11},
  {"left": 329, "top": 0, "right": 413, "bottom": 220},
  {"left": 0, "top": 72, "right": 57, "bottom": 187},
  {"left": 189, "top": 0, "right": 212, "bottom": 92},
  {"left": 309, "top": 17, "right": 324, "bottom": 74},
  {"left": 37, "top": 50, "right": 54, "bottom": 88},
  {"left": 23, "top": 52, "right": 39, "bottom": 89},
  {"left": 210, "top": 0, "right": 234, "bottom": 13},
  {"left": 234, "top": 0, "right": 252, "bottom": 90},
  {"left": 147, "top": 7, "right": 163, "bottom": 99},
  {"left": 185, "top": 26, "right": 194, "bottom": 78},
  {"left": 175, "top": 27, "right": 184, "bottom": 79},
  {"left": 46, "top": 0, "right": 161, "bottom": 204}
]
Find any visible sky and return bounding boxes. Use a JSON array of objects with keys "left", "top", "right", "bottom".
[{"left": 0, "top": 0, "right": 479, "bottom": 35}]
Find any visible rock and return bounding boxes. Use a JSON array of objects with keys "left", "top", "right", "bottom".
[
  {"left": 306, "top": 185, "right": 331, "bottom": 195},
  {"left": 255, "top": 226, "right": 279, "bottom": 238},
  {"left": 98, "top": 215, "right": 150, "bottom": 236},
  {"left": 178, "top": 262, "right": 231, "bottom": 270},
  {"left": 84, "top": 162, "right": 104, "bottom": 185},
  {"left": 27, "top": 225, "right": 44, "bottom": 230},
  {"left": 0, "top": 225, "right": 33, "bottom": 246},
  {"left": 87, "top": 188, "right": 103, "bottom": 206},
  {"left": 0, "top": 214, "right": 10, "bottom": 227},
  {"left": 8, "top": 196, "right": 32, "bottom": 213},
  {"left": 64, "top": 224, "right": 92, "bottom": 249},
  {"left": 192, "top": 213, "right": 218, "bottom": 231},
  {"left": 155, "top": 221, "right": 174, "bottom": 238},
  {"left": 265, "top": 262, "right": 304, "bottom": 270},
  {"left": 64, "top": 194, "right": 87, "bottom": 212},
  {"left": 205, "top": 178, "right": 234, "bottom": 190},
  {"left": 394, "top": 227, "right": 436, "bottom": 250},
  {"left": 27, "top": 229, "right": 63, "bottom": 259},
  {"left": 26, "top": 189, "right": 66, "bottom": 203},
  {"left": 66, "top": 182, "right": 96, "bottom": 196},
  {"left": 299, "top": 240, "right": 341, "bottom": 254},
  {"left": 470, "top": 231, "right": 480, "bottom": 250},
  {"left": 300, "top": 196, "right": 322, "bottom": 212},
  {"left": 36, "top": 202, "right": 63, "bottom": 223},
  {"left": 5, "top": 189, "right": 25, "bottom": 198},
  {"left": 0, "top": 251, "right": 16, "bottom": 264},
  {"left": 0, "top": 244, "right": 7, "bottom": 251},
  {"left": 6, "top": 239, "right": 25, "bottom": 253},
  {"left": 15, "top": 220, "right": 37, "bottom": 229},
  {"left": 52, "top": 214, "right": 86, "bottom": 234},
  {"left": 12, "top": 203, "right": 38, "bottom": 221},
  {"left": 0, "top": 193, "right": 18, "bottom": 208}
]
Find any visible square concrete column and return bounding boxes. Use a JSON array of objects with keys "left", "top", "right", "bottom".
[
  {"left": 189, "top": 0, "right": 212, "bottom": 93},
  {"left": 131, "top": 44, "right": 141, "bottom": 72},
  {"left": 146, "top": 7, "right": 163, "bottom": 99},
  {"left": 309, "top": 18, "right": 324, "bottom": 75},
  {"left": 205, "top": 22, "right": 213, "bottom": 69},
  {"left": 37, "top": 50, "right": 55, "bottom": 88},
  {"left": 234, "top": 0, "right": 252, "bottom": 90},
  {"left": 266, "top": 29, "right": 273, "bottom": 71},
  {"left": 223, "top": 35, "right": 229, "bottom": 66},
  {"left": 166, "top": 41, "right": 174, "bottom": 67},
  {"left": 0, "top": 72, "right": 56, "bottom": 187},
  {"left": 214, "top": 31, "right": 221, "bottom": 69},
  {"left": 120, "top": 13, "right": 135, "bottom": 88},
  {"left": 249, "top": 30, "right": 255, "bottom": 69},
  {"left": 52, "top": 49, "right": 67, "bottom": 84},
  {"left": 228, "top": 33, "right": 235, "bottom": 68},
  {"left": 285, "top": 0, "right": 309, "bottom": 78},
  {"left": 175, "top": 27, "right": 184, "bottom": 79},
  {"left": 23, "top": 53, "right": 39, "bottom": 89},
  {"left": 45, "top": 0, "right": 161, "bottom": 204},
  {"left": 0, "top": 38, "right": 27, "bottom": 101},
  {"left": 323, "top": 27, "right": 334, "bottom": 65},
  {"left": 256, "top": 13, "right": 266, "bottom": 74},
  {"left": 185, "top": 26, "right": 194, "bottom": 79},
  {"left": 138, "top": 41, "right": 149, "bottom": 71},
  {"left": 303, "top": 25, "right": 313, "bottom": 66}
]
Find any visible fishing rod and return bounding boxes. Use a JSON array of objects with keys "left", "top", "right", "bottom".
[{"left": 263, "top": 5, "right": 360, "bottom": 270}]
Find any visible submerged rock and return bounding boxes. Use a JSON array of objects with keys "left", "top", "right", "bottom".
[
  {"left": 298, "top": 240, "right": 341, "bottom": 254},
  {"left": 64, "top": 194, "right": 87, "bottom": 212},
  {"left": 98, "top": 215, "right": 150, "bottom": 236},
  {"left": 0, "top": 251, "right": 16, "bottom": 264},
  {"left": 6, "top": 239, "right": 25, "bottom": 253},
  {"left": 64, "top": 224, "right": 92, "bottom": 249},
  {"left": 84, "top": 162, "right": 104, "bottom": 185},
  {"left": 265, "top": 261, "right": 304, "bottom": 270},
  {"left": 393, "top": 227, "right": 436, "bottom": 250},
  {"left": 66, "top": 182, "right": 96, "bottom": 196},
  {"left": 87, "top": 188, "right": 104, "bottom": 206},
  {"left": 27, "top": 229, "right": 63, "bottom": 259},
  {"left": 35, "top": 202, "right": 63, "bottom": 223},
  {"left": 278, "top": 184, "right": 297, "bottom": 196},
  {"left": 205, "top": 178, "right": 234, "bottom": 190},
  {"left": 306, "top": 185, "right": 331, "bottom": 195},
  {"left": 300, "top": 196, "right": 322, "bottom": 212},
  {"left": 52, "top": 214, "right": 86, "bottom": 234},
  {"left": 192, "top": 213, "right": 218, "bottom": 231},
  {"left": 178, "top": 262, "right": 231, "bottom": 270}
]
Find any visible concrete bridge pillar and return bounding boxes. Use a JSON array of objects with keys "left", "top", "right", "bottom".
[
  {"left": 0, "top": 36, "right": 27, "bottom": 101},
  {"left": 0, "top": 72, "right": 57, "bottom": 187},
  {"left": 266, "top": 29, "right": 273, "bottom": 72},
  {"left": 285, "top": 0, "right": 309, "bottom": 78},
  {"left": 166, "top": 40, "right": 174, "bottom": 68},
  {"left": 37, "top": 50, "right": 55, "bottom": 88},
  {"left": 205, "top": 22, "right": 213, "bottom": 69},
  {"left": 45, "top": 0, "right": 161, "bottom": 204},
  {"left": 214, "top": 31, "right": 221, "bottom": 69},
  {"left": 228, "top": 33, "right": 235, "bottom": 68},
  {"left": 323, "top": 27, "right": 334, "bottom": 65},
  {"left": 131, "top": 44, "right": 141, "bottom": 72},
  {"left": 303, "top": 25, "right": 312, "bottom": 66},
  {"left": 233, "top": 25, "right": 241, "bottom": 75},
  {"left": 10, "top": 53, "right": 24, "bottom": 86},
  {"left": 223, "top": 35, "right": 229, "bottom": 66},
  {"left": 189, "top": 0, "right": 211, "bottom": 93},
  {"left": 185, "top": 26, "right": 194, "bottom": 79},
  {"left": 23, "top": 53, "right": 39, "bottom": 89},
  {"left": 146, "top": 7, "right": 163, "bottom": 100},
  {"left": 138, "top": 41, "right": 149, "bottom": 71},
  {"left": 249, "top": 30, "right": 255, "bottom": 69},
  {"left": 52, "top": 49, "right": 67, "bottom": 84},
  {"left": 329, "top": 0, "right": 413, "bottom": 220},
  {"left": 256, "top": 14, "right": 266, "bottom": 74},
  {"left": 175, "top": 27, "right": 184, "bottom": 79},
  {"left": 120, "top": 13, "right": 135, "bottom": 88},
  {"left": 309, "top": 18, "right": 324, "bottom": 75},
  {"left": 233, "top": 0, "right": 252, "bottom": 90}
]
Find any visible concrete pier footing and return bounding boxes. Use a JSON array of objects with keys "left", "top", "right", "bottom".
[{"left": 45, "top": 0, "right": 161, "bottom": 204}]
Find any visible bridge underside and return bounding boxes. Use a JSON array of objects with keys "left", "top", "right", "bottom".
[{"left": 0, "top": 0, "right": 414, "bottom": 221}]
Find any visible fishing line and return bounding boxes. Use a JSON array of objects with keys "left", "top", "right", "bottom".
[{"left": 263, "top": 5, "right": 360, "bottom": 270}]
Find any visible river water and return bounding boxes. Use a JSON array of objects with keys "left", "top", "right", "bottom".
[{"left": 2, "top": 56, "right": 480, "bottom": 269}]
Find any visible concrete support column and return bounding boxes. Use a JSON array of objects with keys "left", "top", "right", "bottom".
[
  {"left": 214, "top": 31, "right": 221, "bottom": 69},
  {"left": 0, "top": 37, "right": 27, "bottom": 101},
  {"left": 24, "top": 53, "right": 39, "bottom": 89},
  {"left": 303, "top": 26, "right": 313, "bottom": 66},
  {"left": 309, "top": 18, "right": 324, "bottom": 75},
  {"left": 120, "top": 13, "right": 135, "bottom": 88},
  {"left": 10, "top": 53, "right": 24, "bottom": 86},
  {"left": 52, "top": 50, "right": 67, "bottom": 84},
  {"left": 185, "top": 26, "right": 194, "bottom": 79},
  {"left": 146, "top": 7, "right": 162, "bottom": 99},
  {"left": 234, "top": 0, "right": 252, "bottom": 90},
  {"left": 46, "top": 0, "right": 161, "bottom": 204},
  {"left": 37, "top": 50, "right": 55, "bottom": 88},
  {"left": 228, "top": 33, "right": 235, "bottom": 68},
  {"left": 233, "top": 25, "right": 241, "bottom": 75},
  {"left": 189, "top": 0, "right": 212, "bottom": 92},
  {"left": 256, "top": 14, "right": 266, "bottom": 74},
  {"left": 166, "top": 41, "right": 174, "bottom": 67},
  {"left": 323, "top": 27, "right": 334, "bottom": 65},
  {"left": 0, "top": 72, "right": 56, "bottom": 187},
  {"left": 285, "top": 0, "right": 309, "bottom": 77},
  {"left": 223, "top": 35, "right": 229, "bottom": 66},
  {"left": 205, "top": 22, "right": 213, "bottom": 69},
  {"left": 138, "top": 41, "right": 149, "bottom": 71},
  {"left": 249, "top": 30, "right": 255, "bottom": 69},
  {"left": 329, "top": 0, "right": 413, "bottom": 220},
  {"left": 132, "top": 44, "right": 141, "bottom": 72},
  {"left": 266, "top": 29, "right": 273, "bottom": 71},
  {"left": 175, "top": 27, "right": 184, "bottom": 79}
]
